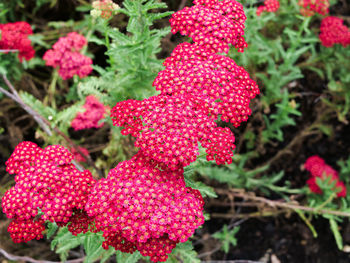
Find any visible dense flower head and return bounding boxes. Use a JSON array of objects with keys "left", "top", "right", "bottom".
[
  {"left": 111, "top": 94, "right": 236, "bottom": 169},
  {"left": 8, "top": 219, "right": 45, "bottom": 243},
  {"left": 85, "top": 152, "right": 205, "bottom": 261},
  {"left": 319, "top": 16, "right": 350, "bottom": 48},
  {"left": 154, "top": 42, "right": 259, "bottom": 127},
  {"left": 170, "top": 0, "right": 247, "bottom": 53},
  {"left": 0, "top": 21, "right": 35, "bottom": 61},
  {"left": 2, "top": 142, "right": 96, "bottom": 242},
  {"left": 71, "top": 95, "right": 109, "bottom": 131},
  {"left": 91, "top": 0, "right": 120, "bottom": 19},
  {"left": 298, "top": 0, "right": 329, "bottom": 16},
  {"left": 256, "top": 0, "right": 280, "bottom": 16},
  {"left": 62, "top": 210, "right": 95, "bottom": 236},
  {"left": 43, "top": 32, "right": 92, "bottom": 79},
  {"left": 304, "top": 156, "right": 346, "bottom": 198}
]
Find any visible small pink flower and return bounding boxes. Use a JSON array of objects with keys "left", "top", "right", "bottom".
[
  {"left": 71, "top": 95, "right": 109, "bottom": 131},
  {"left": 299, "top": 0, "right": 329, "bottom": 16},
  {"left": 0, "top": 22, "right": 35, "bottom": 61},
  {"left": 319, "top": 16, "right": 350, "bottom": 48},
  {"left": 43, "top": 32, "right": 92, "bottom": 80},
  {"left": 256, "top": 0, "right": 280, "bottom": 16}
]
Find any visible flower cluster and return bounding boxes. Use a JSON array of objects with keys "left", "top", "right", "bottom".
[
  {"left": 0, "top": 21, "right": 35, "bottom": 61},
  {"left": 298, "top": 0, "right": 329, "bottom": 16},
  {"left": 91, "top": 0, "right": 120, "bottom": 19},
  {"left": 256, "top": 0, "right": 280, "bottom": 16},
  {"left": 2, "top": 142, "right": 96, "bottom": 243},
  {"left": 43, "top": 32, "right": 93, "bottom": 80},
  {"left": 319, "top": 16, "right": 350, "bottom": 48},
  {"left": 108, "top": 1, "right": 257, "bottom": 260},
  {"left": 304, "top": 156, "right": 346, "bottom": 198},
  {"left": 85, "top": 152, "right": 204, "bottom": 262},
  {"left": 170, "top": 0, "right": 247, "bottom": 53},
  {"left": 71, "top": 95, "right": 109, "bottom": 131}
]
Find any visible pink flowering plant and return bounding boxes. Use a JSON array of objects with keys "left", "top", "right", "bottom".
[{"left": 1, "top": 0, "right": 350, "bottom": 262}]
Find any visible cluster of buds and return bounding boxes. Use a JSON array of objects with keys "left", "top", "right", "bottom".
[
  {"left": 0, "top": 21, "right": 35, "bottom": 61},
  {"left": 298, "top": 0, "right": 329, "bottom": 16},
  {"left": 43, "top": 32, "right": 93, "bottom": 80},
  {"left": 304, "top": 156, "right": 346, "bottom": 198},
  {"left": 256, "top": 0, "right": 280, "bottom": 16},
  {"left": 319, "top": 16, "right": 350, "bottom": 48},
  {"left": 91, "top": 0, "right": 120, "bottom": 19},
  {"left": 2, "top": 142, "right": 96, "bottom": 242},
  {"left": 71, "top": 95, "right": 109, "bottom": 131}
]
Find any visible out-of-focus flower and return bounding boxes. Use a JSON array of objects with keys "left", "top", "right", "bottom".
[
  {"left": 304, "top": 155, "right": 346, "bottom": 198},
  {"left": 0, "top": 22, "right": 35, "bottom": 61},
  {"left": 256, "top": 0, "right": 280, "bottom": 16},
  {"left": 319, "top": 16, "right": 350, "bottom": 48},
  {"left": 91, "top": 0, "right": 120, "bottom": 19},
  {"left": 43, "top": 32, "right": 92, "bottom": 80},
  {"left": 71, "top": 95, "right": 109, "bottom": 131},
  {"left": 298, "top": 0, "right": 329, "bottom": 16}
]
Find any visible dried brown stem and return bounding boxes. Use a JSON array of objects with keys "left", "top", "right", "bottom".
[
  {"left": 0, "top": 248, "right": 84, "bottom": 263},
  {"left": 215, "top": 188, "right": 350, "bottom": 218}
]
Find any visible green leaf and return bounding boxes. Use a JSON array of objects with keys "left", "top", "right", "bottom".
[
  {"left": 213, "top": 225, "right": 240, "bottom": 253},
  {"left": 115, "top": 251, "right": 141, "bottom": 263},
  {"left": 330, "top": 218, "right": 343, "bottom": 250},
  {"left": 46, "top": 222, "right": 58, "bottom": 239},
  {"left": 167, "top": 242, "right": 200, "bottom": 263}
]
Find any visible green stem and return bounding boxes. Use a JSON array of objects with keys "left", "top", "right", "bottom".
[{"left": 46, "top": 69, "right": 59, "bottom": 109}]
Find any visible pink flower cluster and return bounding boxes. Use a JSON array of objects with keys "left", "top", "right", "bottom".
[
  {"left": 71, "top": 95, "right": 109, "bottom": 131},
  {"left": 170, "top": 0, "right": 248, "bottom": 53},
  {"left": 0, "top": 21, "right": 35, "bottom": 61},
  {"left": 43, "top": 32, "right": 93, "bottom": 80},
  {"left": 2, "top": 142, "right": 96, "bottom": 243},
  {"left": 304, "top": 156, "right": 346, "bottom": 198},
  {"left": 319, "top": 16, "right": 350, "bottom": 48},
  {"left": 298, "top": 0, "right": 329, "bottom": 16},
  {"left": 256, "top": 0, "right": 280, "bottom": 16},
  {"left": 85, "top": 152, "right": 204, "bottom": 262}
]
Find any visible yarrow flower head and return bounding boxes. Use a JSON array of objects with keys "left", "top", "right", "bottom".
[
  {"left": 298, "top": 0, "right": 329, "bottom": 16},
  {"left": 304, "top": 155, "right": 346, "bottom": 198},
  {"left": 0, "top": 21, "right": 35, "bottom": 61},
  {"left": 170, "top": 0, "right": 247, "bottom": 53},
  {"left": 43, "top": 32, "right": 93, "bottom": 80},
  {"left": 71, "top": 95, "right": 109, "bottom": 131},
  {"left": 256, "top": 0, "right": 280, "bottom": 16},
  {"left": 154, "top": 42, "right": 259, "bottom": 127},
  {"left": 319, "top": 16, "right": 350, "bottom": 48},
  {"left": 91, "top": 0, "right": 120, "bottom": 19},
  {"left": 2, "top": 142, "right": 97, "bottom": 242},
  {"left": 111, "top": 94, "right": 236, "bottom": 170},
  {"left": 85, "top": 152, "right": 205, "bottom": 262}
]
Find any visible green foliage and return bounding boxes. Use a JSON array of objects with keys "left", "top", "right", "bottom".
[
  {"left": 166, "top": 241, "right": 200, "bottom": 263},
  {"left": 262, "top": 90, "right": 301, "bottom": 143},
  {"left": 213, "top": 225, "right": 240, "bottom": 253},
  {"left": 80, "top": 0, "right": 172, "bottom": 103}
]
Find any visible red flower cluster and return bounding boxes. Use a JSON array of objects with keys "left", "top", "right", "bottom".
[
  {"left": 256, "top": 0, "right": 280, "bottom": 16},
  {"left": 71, "top": 95, "right": 109, "bottom": 130},
  {"left": 43, "top": 32, "right": 93, "bottom": 80},
  {"left": 319, "top": 16, "right": 350, "bottom": 48},
  {"left": 298, "top": 0, "right": 329, "bottom": 16},
  {"left": 85, "top": 152, "right": 204, "bottom": 262},
  {"left": 0, "top": 21, "right": 35, "bottom": 61},
  {"left": 304, "top": 156, "right": 346, "bottom": 198},
  {"left": 108, "top": 1, "right": 257, "bottom": 260},
  {"left": 170, "top": 0, "right": 247, "bottom": 53},
  {"left": 2, "top": 142, "right": 96, "bottom": 243}
]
